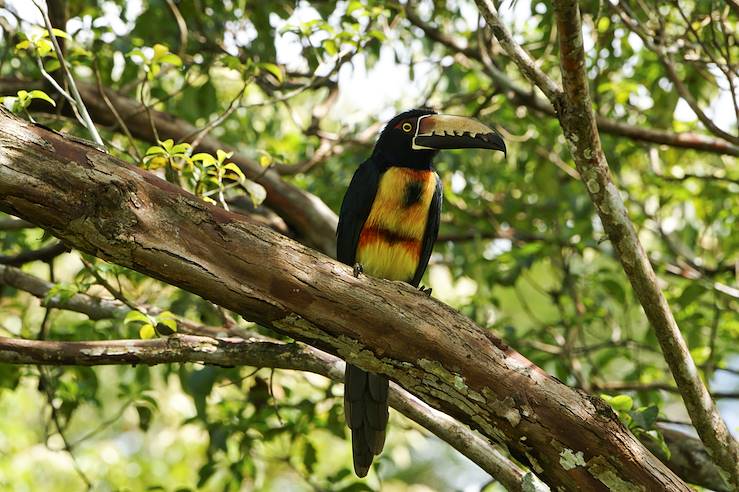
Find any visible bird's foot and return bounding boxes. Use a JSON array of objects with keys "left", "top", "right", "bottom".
[
  {"left": 419, "top": 285, "right": 433, "bottom": 296},
  {"left": 353, "top": 263, "right": 364, "bottom": 278}
]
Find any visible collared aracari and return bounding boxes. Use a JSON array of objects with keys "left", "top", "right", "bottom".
[{"left": 336, "top": 108, "right": 506, "bottom": 477}]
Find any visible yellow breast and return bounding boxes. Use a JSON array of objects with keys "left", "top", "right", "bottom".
[{"left": 356, "top": 167, "right": 438, "bottom": 281}]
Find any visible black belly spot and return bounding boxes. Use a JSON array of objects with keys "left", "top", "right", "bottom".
[{"left": 403, "top": 181, "right": 424, "bottom": 207}]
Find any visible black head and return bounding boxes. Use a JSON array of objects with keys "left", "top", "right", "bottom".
[
  {"left": 372, "top": 108, "right": 506, "bottom": 170},
  {"left": 373, "top": 108, "right": 439, "bottom": 169}
]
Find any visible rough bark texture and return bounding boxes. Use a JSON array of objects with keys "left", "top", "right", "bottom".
[
  {"left": 551, "top": 1, "right": 739, "bottom": 487},
  {"left": 0, "top": 263, "right": 543, "bottom": 491},
  {"left": 0, "top": 328, "right": 540, "bottom": 491},
  {"left": 0, "top": 265, "right": 730, "bottom": 492},
  {"left": 0, "top": 77, "right": 338, "bottom": 255},
  {"left": 0, "top": 111, "right": 690, "bottom": 490},
  {"left": 648, "top": 426, "right": 732, "bottom": 492}
]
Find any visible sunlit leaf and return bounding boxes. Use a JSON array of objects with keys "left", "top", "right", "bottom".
[
  {"left": 124, "top": 310, "right": 151, "bottom": 326},
  {"left": 257, "top": 62, "right": 283, "bottom": 83},
  {"left": 222, "top": 163, "right": 245, "bottom": 182},
  {"left": 28, "top": 90, "right": 56, "bottom": 107},
  {"left": 139, "top": 323, "right": 156, "bottom": 339},
  {"left": 243, "top": 180, "right": 266, "bottom": 207}
]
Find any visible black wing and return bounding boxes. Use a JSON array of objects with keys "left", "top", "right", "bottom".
[
  {"left": 336, "top": 158, "right": 381, "bottom": 265},
  {"left": 410, "top": 173, "right": 442, "bottom": 287}
]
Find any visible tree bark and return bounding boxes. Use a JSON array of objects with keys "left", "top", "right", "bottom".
[
  {"left": 550, "top": 1, "right": 739, "bottom": 486},
  {"left": 0, "top": 77, "right": 338, "bottom": 255},
  {"left": 473, "top": 0, "right": 739, "bottom": 486},
  {"left": 3, "top": 263, "right": 727, "bottom": 490},
  {"left": 0, "top": 111, "right": 688, "bottom": 490}
]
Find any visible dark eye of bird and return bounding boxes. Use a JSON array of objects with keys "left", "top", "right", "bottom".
[{"left": 402, "top": 122, "right": 412, "bottom": 132}]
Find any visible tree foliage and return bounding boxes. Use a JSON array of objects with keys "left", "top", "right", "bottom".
[{"left": 0, "top": 0, "right": 736, "bottom": 490}]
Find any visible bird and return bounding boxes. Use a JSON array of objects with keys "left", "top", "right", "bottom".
[{"left": 336, "top": 108, "right": 506, "bottom": 477}]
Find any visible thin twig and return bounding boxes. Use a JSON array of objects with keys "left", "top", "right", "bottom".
[
  {"left": 33, "top": 0, "right": 103, "bottom": 146},
  {"left": 92, "top": 59, "right": 141, "bottom": 160}
]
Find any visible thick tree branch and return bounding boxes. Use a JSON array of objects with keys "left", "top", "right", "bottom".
[
  {"left": 0, "top": 257, "right": 729, "bottom": 491},
  {"left": 0, "top": 112, "right": 688, "bottom": 490},
  {"left": 0, "top": 335, "right": 541, "bottom": 491},
  {"left": 0, "top": 264, "right": 540, "bottom": 492},
  {"left": 0, "top": 78, "right": 338, "bottom": 255},
  {"left": 544, "top": 0, "right": 739, "bottom": 486}
]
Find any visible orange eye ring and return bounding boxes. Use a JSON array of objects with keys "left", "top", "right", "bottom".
[{"left": 402, "top": 122, "right": 413, "bottom": 132}]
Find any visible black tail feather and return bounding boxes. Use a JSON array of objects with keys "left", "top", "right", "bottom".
[{"left": 344, "top": 364, "right": 389, "bottom": 477}]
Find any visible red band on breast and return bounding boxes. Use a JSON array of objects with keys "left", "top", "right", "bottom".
[{"left": 358, "top": 227, "right": 422, "bottom": 256}]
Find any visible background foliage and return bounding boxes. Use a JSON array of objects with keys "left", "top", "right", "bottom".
[{"left": 0, "top": 0, "right": 737, "bottom": 490}]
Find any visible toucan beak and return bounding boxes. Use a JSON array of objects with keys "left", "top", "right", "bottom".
[{"left": 412, "top": 114, "right": 506, "bottom": 155}]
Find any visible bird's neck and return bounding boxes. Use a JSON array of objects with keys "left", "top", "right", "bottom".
[{"left": 373, "top": 148, "right": 435, "bottom": 171}]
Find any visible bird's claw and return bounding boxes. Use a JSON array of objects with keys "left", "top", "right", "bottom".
[
  {"left": 353, "top": 263, "right": 364, "bottom": 278},
  {"left": 419, "top": 285, "right": 433, "bottom": 296}
]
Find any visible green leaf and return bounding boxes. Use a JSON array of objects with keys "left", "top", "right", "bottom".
[
  {"left": 323, "top": 39, "right": 338, "bottom": 56},
  {"left": 28, "top": 90, "right": 56, "bottom": 107},
  {"left": 258, "top": 62, "right": 283, "bottom": 83},
  {"left": 158, "top": 139, "right": 174, "bottom": 152},
  {"left": 629, "top": 405, "right": 659, "bottom": 430},
  {"left": 44, "top": 58, "right": 61, "bottom": 72},
  {"left": 46, "top": 28, "right": 69, "bottom": 39},
  {"left": 222, "top": 163, "right": 245, "bottom": 182},
  {"left": 36, "top": 39, "right": 53, "bottom": 57},
  {"left": 609, "top": 394, "right": 633, "bottom": 412},
  {"left": 158, "top": 53, "right": 182, "bottom": 66},
  {"left": 677, "top": 283, "right": 705, "bottom": 306},
  {"left": 139, "top": 323, "right": 156, "bottom": 339},
  {"left": 216, "top": 149, "right": 233, "bottom": 163},
  {"left": 45, "top": 283, "right": 79, "bottom": 304},
  {"left": 124, "top": 310, "right": 151, "bottom": 326},
  {"left": 369, "top": 30, "right": 386, "bottom": 42},
  {"left": 303, "top": 441, "right": 317, "bottom": 473},
  {"left": 157, "top": 310, "right": 176, "bottom": 320},
  {"left": 170, "top": 142, "right": 192, "bottom": 155},
  {"left": 152, "top": 43, "right": 170, "bottom": 60},
  {"left": 243, "top": 180, "right": 266, "bottom": 207},
  {"left": 259, "top": 153, "right": 272, "bottom": 167},
  {"left": 192, "top": 153, "right": 217, "bottom": 166},
  {"left": 346, "top": 1, "right": 364, "bottom": 15},
  {"left": 145, "top": 145, "right": 166, "bottom": 156},
  {"left": 155, "top": 319, "right": 177, "bottom": 336},
  {"left": 136, "top": 404, "right": 153, "bottom": 431}
]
